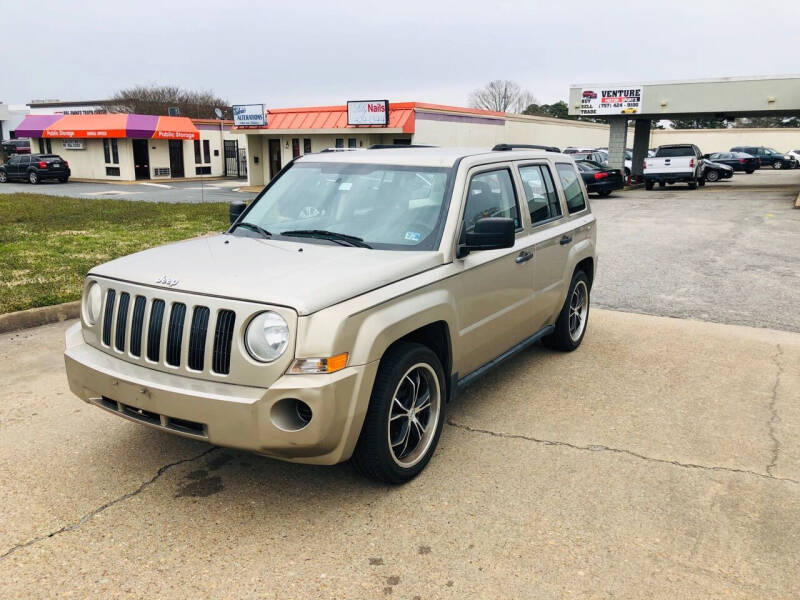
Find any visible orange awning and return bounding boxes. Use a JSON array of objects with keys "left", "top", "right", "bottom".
[
  {"left": 41, "top": 114, "right": 128, "bottom": 138},
  {"left": 152, "top": 116, "right": 199, "bottom": 140},
  {"left": 17, "top": 113, "right": 200, "bottom": 140}
]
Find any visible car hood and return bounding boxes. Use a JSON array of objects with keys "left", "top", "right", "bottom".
[{"left": 90, "top": 234, "right": 445, "bottom": 315}]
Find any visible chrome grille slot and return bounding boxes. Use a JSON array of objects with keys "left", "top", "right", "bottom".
[
  {"left": 102, "top": 289, "right": 116, "bottom": 346},
  {"left": 147, "top": 299, "right": 166, "bottom": 362},
  {"left": 213, "top": 309, "right": 236, "bottom": 374},
  {"left": 114, "top": 292, "right": 130, "bottom": 351},
  {"left": 166, "top": 302, "right": 186, "bottom": 367},
  {"left": 188, "top": 306, "right": 210, "bottom": 371},
  {"left": 130, "top": 295, "right": 146, "bottom": 357}
]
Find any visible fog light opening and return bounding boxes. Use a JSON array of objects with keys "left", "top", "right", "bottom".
[{"left": 271, "top": 398, "right": 313, "bottom": 431}]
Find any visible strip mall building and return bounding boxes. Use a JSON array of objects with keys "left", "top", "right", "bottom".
[
  {"left": 14, "top": 113, "right": 248, "bottom": 181},
  {"left": 232, "top": 102, "right": 614, "bottom": 187}
]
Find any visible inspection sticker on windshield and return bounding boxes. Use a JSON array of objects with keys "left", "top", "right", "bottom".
[{"left": 404, "top": 231, "right": 421, "bottom": 242}]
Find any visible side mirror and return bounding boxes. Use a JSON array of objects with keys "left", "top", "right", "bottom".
[
  {"left": 229, "top": 200, "right": 246, "bottom": 225},
  {"left": 702, "top": 154, "right": 710, "bottom": 159},
  {"left": 459, "top": 217, "right": 515, "bottom": 257}
]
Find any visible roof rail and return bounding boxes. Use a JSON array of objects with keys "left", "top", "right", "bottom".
[
  {"left": 319, "top": 147, "right": 362, "bottom": 153},
  {"left": 492, "top": 143, "right": 561, "bottom": 153},
  {"left": 367, "top": 144, "right": 438, "bottom": 149}
]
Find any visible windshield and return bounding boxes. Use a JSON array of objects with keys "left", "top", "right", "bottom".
[{"left": 237, "top": 162, "right": 452, "bottom": 250}]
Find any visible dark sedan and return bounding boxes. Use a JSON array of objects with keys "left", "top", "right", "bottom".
[
  {"left": 702, "top": 161, "right": 733, "bottom": 182},
  {"left": 704, "top": 152, "right": 760, "bottom": 173},
  {"left": 575, "top": 160, "right": 624, "bottom": 197}
]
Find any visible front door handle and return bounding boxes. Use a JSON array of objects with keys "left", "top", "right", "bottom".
[
  {"left": 515, "top": 250, "right": 533, "bottom": 264},
  {"left": 560, "top": 235, "right": 573, "bottom": 246}
]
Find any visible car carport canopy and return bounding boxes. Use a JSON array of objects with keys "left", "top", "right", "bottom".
[
  {"left": 14, "top": 113, "right": 199, "bottom": 140},
  {"left": 567, "top": 75, "right": 800, "bottom": 176}
]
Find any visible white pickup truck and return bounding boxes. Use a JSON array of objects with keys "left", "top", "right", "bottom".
[{"left": 643, "top": 144, "right": 705, "bottom": 190}]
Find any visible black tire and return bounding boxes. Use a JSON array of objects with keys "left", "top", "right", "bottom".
[
  {"left": 658, "top": 181, "right": 666, "bottom": 188},
  {"left": 688, "top": 180, "right": 697, "bottom": 190},
  {"left": 773, "top": 161, "right": 783, "bottom": 170},
  {"left": 28, "top": 171, "right": 39, "bottom": 184},
  {"left": 745, "top": 169, "right": 754, "bottom": 174},
  {"left": 705, "top": 170, "right": 719, "bottom": 182},
  {"left": 0, "top": 171, "right": 7, "bottom": 184},
  {"left": 59, "top": 177, "right": 69, "bottom": 183},
  {"left": 698, "top": 177, "right": 706, "bottom": 187},
  {"left": 543, "top": 271, "right": 590, "bottom": 352},
  {"left": 645, "top": 180, "right": 654, "bottom": 190},
  {"left": 597, "top": 190, "right": 612, "bottom": 197},
  {"left": 351, "top": 342, "right": 446, "bottom": 484}
]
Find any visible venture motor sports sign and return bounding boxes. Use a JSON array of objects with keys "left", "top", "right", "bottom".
[
  {"left": 233, "top": 104, "right": 267, "bottom": 127},
  {"left": 347, "top": 100, "right": 389, "bottom": 126},
  {"left": 579, "top": 87, "right": 643, "bottom": 116}
]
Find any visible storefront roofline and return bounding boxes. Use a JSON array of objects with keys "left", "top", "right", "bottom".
[{"left": 233, "top": 127, "right": 405, "bottom": 136}]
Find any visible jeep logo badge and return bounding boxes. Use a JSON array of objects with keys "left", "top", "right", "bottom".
[{"left": 155, "top": 275, "right": 179, "bottom": 288}]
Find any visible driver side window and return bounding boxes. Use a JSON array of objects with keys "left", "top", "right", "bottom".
[{"left": 463, "top": 169, "right": 520, "bottom": 233}]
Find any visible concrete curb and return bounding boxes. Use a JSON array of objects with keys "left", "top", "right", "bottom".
[
  {"left": 795, "top": 191, "right": 800, "bottom": 208},
  {"left": 0, "top": 301, "right": 80, "bottom": 334}
]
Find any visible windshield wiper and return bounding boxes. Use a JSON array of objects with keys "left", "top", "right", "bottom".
[
  {"left": 232, "top": 222, "right": 272, "bottom": 239},
  {"left": 280, "top": 229, "right": 372, "bottom": 248}
]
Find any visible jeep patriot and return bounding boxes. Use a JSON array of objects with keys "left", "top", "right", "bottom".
[{"left": 64, "top": 146, "right": 597, "bottom": 483}]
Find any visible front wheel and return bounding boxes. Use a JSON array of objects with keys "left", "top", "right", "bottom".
[
  {"left": 0, "top": 171, "right": 7, "bottom": 184},
  {"left": 543, "top": 271, "right": 590, "bottom": 352},
  {"left": 352, "top": 343, "right": 446, "bottom": 484},
  {"left": 773, "top": 160, "right": 783, "bottom": 170},
  {"left": 705, "top": 169, "right": 719, "bottom": 182},
  {"left": 28, "top": 171, "right": 40, "bottom": 184}
]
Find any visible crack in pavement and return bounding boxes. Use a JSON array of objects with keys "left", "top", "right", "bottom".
[
  {"left": 0, "top": 446, "right": 218, "bottom": 562},
  {"left": 446, "top": 420, "right": 800, "bottom": 486},
  {"left": 766, "top": 345, "right": 784, "bottom": 477}
]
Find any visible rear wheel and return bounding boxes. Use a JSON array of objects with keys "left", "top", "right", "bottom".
[
  {"left": 745, "top": 169, "right": 755, "bottom": 174},
  {"left": 28, "top": 171, "right": 39, "bottom": 184},
  {"left": 705, "top": 170, "right": 720, "bottom": 182},
  {"left": 658, "top": 181, "right": 666, "bottom": 188},
  {"left": 352, "top": 343, "right": 445, "bottom": 484},
  {"left": 773, "top": 160, "right": 783, "bottom": 170},
  {"left": 0, "top": 171, "right": 7, "bottom": 184},
  {"left": 645, "top": 180, "right": 654, "bottom": 190},
  {"left": 597, "top": 190, "right": 612, "bottom": 197},
  {"left": 543, "top": 271, "right": 590, "bottom": 352},
  {"left": 59, "top": 177, "right": 69, "bottom": 183},
  {"left": 688, "top": 180, "right": 697, "bottom": 190}
]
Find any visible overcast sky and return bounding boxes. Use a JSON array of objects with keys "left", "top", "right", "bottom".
[{"left": 4, "top": 0, "right": 800, "bottom": 109}]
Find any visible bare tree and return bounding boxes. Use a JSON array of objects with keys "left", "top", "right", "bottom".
[
  {"left": 469, "top": 80, "right": 538, "bottom": 114},
  {"left": 109, "top": 85, "right": 231, "bottom": 119}
]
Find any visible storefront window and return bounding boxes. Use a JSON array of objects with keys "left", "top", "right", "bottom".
[
  {"left": 194, "top": 140, "right": 202, "bottom": 164},
  {"left": 303, "top": 138, "right": 312, "bottom": 154},
  {"left": 103, "top": 139, "right": 111, "bottom": 163},
  {"left": 111, "top": 139, "right": 119, "bottom": 164},
  {"left": 335, "top": 138, "right": 344, "bottom": 149},
  {"left": 292, "top": 138, "right": 300, "bottom": 158},
  {"left": 348, "top": 138, "right": 357, "bottom": 148},
  {"left": 203, "top": 140, "right": 211, "bottom": 164}
]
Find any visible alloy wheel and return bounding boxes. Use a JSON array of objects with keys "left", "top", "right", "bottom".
[
  {"left": 387, "top": 363, "right": 441, "bottom": 468},
  {"left": 568, "top": 280, "right": 589, "bottom": 342}
]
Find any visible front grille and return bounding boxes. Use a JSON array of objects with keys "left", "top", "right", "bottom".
[
  {"left": 147, "top": 299, "right": 165, "bottom": 362},
  {"left": 213, "top": 310, "right": 236, "bottom": 374},
  {"left": 166, "top": 303, "right": 186, "bottom": 367},
  {"left": 97, "top": 286, "right": 242, "bottom": 378}
]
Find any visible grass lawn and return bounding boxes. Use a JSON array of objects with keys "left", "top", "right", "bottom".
[{"left": 0, "top": 193, "right": 229, "bottom": 314}]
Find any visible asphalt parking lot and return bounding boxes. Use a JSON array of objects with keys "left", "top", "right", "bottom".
[
  {"left": 0, "top": 178, "right": 257, "bottom": 203},
  {"left": 2, "top": 169, "right": 800, "bottom": 598}
]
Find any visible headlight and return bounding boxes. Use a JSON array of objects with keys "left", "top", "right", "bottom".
[
  {"left": 245, "top": 311, "right": 289, "bottom": 362},
  {"left": 85, "top": 281, "right": 102, "bottom": 325}
]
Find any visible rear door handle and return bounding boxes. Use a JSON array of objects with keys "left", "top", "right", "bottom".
[
  {"left": 559, "top": 235, "right": 573, "bottom": 246},
  {"left": 515, "top": 250, "right": 533, "bottom": 264}
]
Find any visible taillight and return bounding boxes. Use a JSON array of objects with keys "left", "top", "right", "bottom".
[
  {"left": 38, "top": 161, "right": 47, "bottom": 168},
  {"left": 739, "top": 159, "right": 746, "bottom": 164},
  {"left": 643, "top": 160, "right": 647, "bottom": 169},
  {"left": 64, "top": 161, "right": 69, "bottom": 167},
  {"left": 594, "top": 172, "right": 609, "bottom": 180},
  {"left": 689, "top": 158, "right": 694, "bottom": 168}
]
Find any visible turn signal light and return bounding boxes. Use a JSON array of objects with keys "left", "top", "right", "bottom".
[
  {"left": 289, "top": 353, "right": 349, "bottom": 374},
  {"left": 593, "top": 172, "right": 609, "bottom": 180}
]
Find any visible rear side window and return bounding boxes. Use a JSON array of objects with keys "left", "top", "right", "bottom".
[
  {"left": 463, "top": 169, "right": 520, "bottom": 232},
  {"left": 519, "top": 164, "right": 561, "bottom": 225},
  {"left": 555, "top": 163, "right": 586, "bottom": 214}
]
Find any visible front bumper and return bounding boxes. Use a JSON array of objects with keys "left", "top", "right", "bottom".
[{"left": 64, "top": 323, "right": 378, "bottom": 465}]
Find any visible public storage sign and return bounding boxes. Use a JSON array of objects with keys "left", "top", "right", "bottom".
[
  {"left": 233, "top": 104, "right": 267, "bottom": 127},
  {"left": 347, "top": 100, "right": 389, "bottom": 126},
  {"left": 579, "top": 87, "right": 643, "bottom": 116}
]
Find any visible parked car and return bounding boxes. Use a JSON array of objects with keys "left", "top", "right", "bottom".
[
  {"left": 575, "top": 160, "right": 624, "bottom": 196},
  {"left": 702, "top": 161, "right": 733, "bottom": 182},
  {"left": 643, "top": 144, "right": 705, "bottom": 189},
  {"left": 562, "top": 147, "right": 596, "bottom": 155},
  {"left": 730, "top": 146, "right": 796, "bottom": 170},
  {"left": 63, "top": 146, "right": 597, "bottom": 483},
  {"left": 786, "top": 150, "right": 800, "bottom": 167},
  {"left": 0, "top": 153, "right": 70, "bottom": 184},
  {"left": 704, "top": 152, "right": 759, "bottom": 174},
  {"left": 571, "top": 151, "right": 607, "bottom": 164},
  {"left": 1, "top": 139, "right": 30, "bottom": 155},
  {"left": 594, "top": 148, "right": 633, "bottom": 176}
]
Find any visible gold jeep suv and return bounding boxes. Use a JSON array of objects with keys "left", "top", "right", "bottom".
[{"left": 64, "top": 145, "right": 597, "bottom": 483}]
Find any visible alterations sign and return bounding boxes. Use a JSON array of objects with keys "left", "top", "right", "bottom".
[
  {"left": 233, "top": 104, "right": 266, "bottom": 127},
  {"left": 347, "top": 100, "right": 389, "bottom": 126},
  {"left": 579, "top": 87, "right": 643, "bottom": 116}
]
